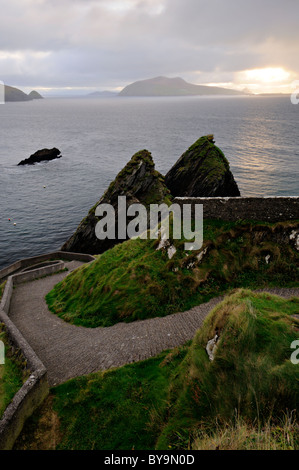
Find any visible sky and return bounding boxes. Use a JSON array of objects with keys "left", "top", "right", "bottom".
[{"left": 0, "top": 0, "right": 298, "bottom": 96}]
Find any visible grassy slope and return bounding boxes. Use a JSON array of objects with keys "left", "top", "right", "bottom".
[
  {"left": 156, "top": 290, "right": 299, "bottom": 449},
  {"left": 16, "top": 290, "right": 299, "bottom": 450},
  {"left": 46, "top": 219, "right": 299, "bottom": 327},
  {"left": 0, "top": 325, "right": 27, "bottom": 418}
]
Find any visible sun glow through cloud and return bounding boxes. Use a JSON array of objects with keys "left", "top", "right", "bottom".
[
  {"left": 0, "top": 1, "right": 298, "bottom": 94},
  {"left": 241, "top": 67, "right": 291, "bottom": 84}
]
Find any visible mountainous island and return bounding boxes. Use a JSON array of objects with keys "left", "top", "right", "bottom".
[
  {"left": 1, "top": 84, "right": 43, "bottom": 102},
  {"left": 17, "top": 148, "right": 62, "bottom": 165},
  {"left": 119, "top": 76, "right": 245, "bottom": 97}
]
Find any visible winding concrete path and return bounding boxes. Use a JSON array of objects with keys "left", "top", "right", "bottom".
[{"left": 8, "top": 265, "right": 299, "bottom": 387}]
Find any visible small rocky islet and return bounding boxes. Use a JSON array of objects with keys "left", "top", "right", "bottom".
[{"left": 17, "top": 148, "right": 62, "bottom": 165}]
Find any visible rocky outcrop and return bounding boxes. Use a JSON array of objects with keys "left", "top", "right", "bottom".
[
  {"left": 164, "top": 135, "right": 240, "bottom": 197},
  {"left": 61, "top": 150, "right": 171, "bottom": 254},
  {"left": 17, "top": 148, "right": 61, "bottom": 165},
  {"left": 206, "top": 334, "right": 219, "bottom": 361}
]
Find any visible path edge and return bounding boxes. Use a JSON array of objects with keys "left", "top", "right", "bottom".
[{"left": 0, "top": 251, "right": 95, "bottom": 450}]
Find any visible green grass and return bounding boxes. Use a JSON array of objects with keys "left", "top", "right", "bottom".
[
  {"left": 0, "top": 324, "right": 28, "bottom": 418},
  {"left": 0, "top": 281, "right": 6, "bottom": 301},
  {"left": 192, "top": 413, "right": 298, "bottom": 450},
  {"left": 53, "top": 349, "right": 187, "bottom": 450},
  {"left": 16, "top": 290, "right": 299, "bottom": 450},
  {"left": 155, "top": 289, "right": 299, "bottom": 449},
  {"left": 16, "top": 347, "right": 188, "bottom": 450},
  {"left": 46, "top": 219, "right": 299, "bottom": 328}
]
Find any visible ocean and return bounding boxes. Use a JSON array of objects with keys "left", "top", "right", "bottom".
[{"left": 0, "top": 95, "right": 298, "bottom": 270}]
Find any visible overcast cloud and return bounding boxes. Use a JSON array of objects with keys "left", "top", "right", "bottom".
[{"left": 0, "top": 0, "right": 298, "bottom": 94}]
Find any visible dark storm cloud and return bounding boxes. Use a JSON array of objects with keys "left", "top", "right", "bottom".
[{"left": 0, "top": 0, "right": 298, "bottom": 91}]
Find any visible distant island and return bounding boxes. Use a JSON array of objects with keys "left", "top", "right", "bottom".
[
  {"left": 1, "top": 76, "right": 248, "bottom": 101},
  {"left": 1, "top": 84, "right": 43, "bottom": 102},
  {"left": 85, "top": 91, "right": 118, "bottom": 98},
  {"left": 118, "top": 76, "right": 246, "bottom": 97}
]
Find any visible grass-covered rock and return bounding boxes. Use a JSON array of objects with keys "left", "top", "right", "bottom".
[
  {"left": 16, "top": 290, "right": 299, "bottom": 450},
  {"left": 61, "top": 136, "right": 240, "bottom": 255},
  {"left": 61, "top": 149, "right": 171, "bottom": 254},
  {"left": 47, "top": 219, "right": 299, "bottom": 328},
  {"left": 164, "top": 135, "right": 240, "bottom": 197}
]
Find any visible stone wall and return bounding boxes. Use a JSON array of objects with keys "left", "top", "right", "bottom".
[
  {"left": 0, "top": 303, "right": 48, "bottom": 450},
  {"left": 0, "top": 251, "right": 95, "bottom": 282},
  {"left": 173, "top": 196, "right": 299, "bottom": 222},
  {"left": 0, "top": 251, "right": 95, "bottom": 449}
]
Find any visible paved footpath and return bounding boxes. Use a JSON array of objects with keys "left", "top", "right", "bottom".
[{"left": 8, "top": 263, "right": 299, "bottom": 386}]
